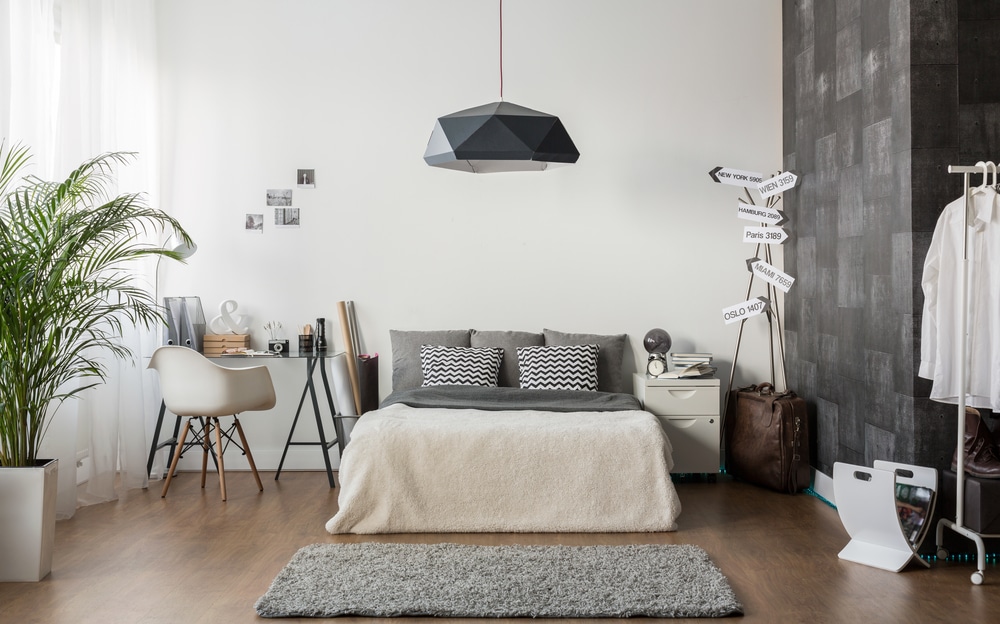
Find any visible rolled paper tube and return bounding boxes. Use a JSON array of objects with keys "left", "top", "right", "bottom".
[
  {"left": 331, "top": 353, "right": 357, "bottom": 417},
  {"left": 337, "top": 301, "right": 362, "bottom": 414}
]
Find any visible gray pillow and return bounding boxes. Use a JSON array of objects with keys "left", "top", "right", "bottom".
[
  {"left": 543, "top": 329, "right": 628, "bottom": 393},
  {"left": 470, "top": 329, "right": 544, "bottom": 387},
  {"left": 390, "top": 329, "right": 471, "bottom": 391}
]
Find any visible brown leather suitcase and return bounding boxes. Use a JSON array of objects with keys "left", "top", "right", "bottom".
[{"left": 725, "top": 383, "right": 810, "bottom": 493}]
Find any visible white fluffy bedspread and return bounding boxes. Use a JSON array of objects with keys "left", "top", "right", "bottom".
[{"left": 325, "top": 403, "right": 682, "bottom": 534}]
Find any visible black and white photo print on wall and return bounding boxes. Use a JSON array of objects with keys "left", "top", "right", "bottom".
[
  {"left": 266, "top": 189, "right": 292, "bottom": 206},
  {"left": 274, "top": 207, "right": 300, "bottom": 228},
  {"left": 297, "top": 169, "right": 315, "bottom": 188},
  {"left": 246, "top": 213, "right": 263, "bottom": 233}
]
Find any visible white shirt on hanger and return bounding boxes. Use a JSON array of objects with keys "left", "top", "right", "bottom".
[{"left": 918, "top": 186, "right": 1000, "bottom": 410}]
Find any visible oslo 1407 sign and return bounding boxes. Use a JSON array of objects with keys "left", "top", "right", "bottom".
[{"left": 722, "top": 296, "right": 771, "bottom": 325}]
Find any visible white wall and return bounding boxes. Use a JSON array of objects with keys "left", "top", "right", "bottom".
[{"left": 154, "top": 0, "right": 783, "bottom": 471}]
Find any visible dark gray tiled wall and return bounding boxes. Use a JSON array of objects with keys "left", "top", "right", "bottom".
[{"left": 782, "top": 0, "right": 1000, "bottom": 475}]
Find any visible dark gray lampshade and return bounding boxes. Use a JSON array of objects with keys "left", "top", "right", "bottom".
[{"left": 424, "top": 101, "right": 579, "bottom": 173}]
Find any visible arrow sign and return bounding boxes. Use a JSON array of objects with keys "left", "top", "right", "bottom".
[
  {"left": 722, "top": 296, "right": 771, "bottom": 325},
  {"left": 748, "top": 258, "right": 795, "bottom": 293},
  {"left": 743, "top": 226, "right": 789, "bottom": 244},
  {"left": 736, "top": 201, "right": 788, "bottom": 225},
  {"left": 709, "top": 166, "right": 764, "bottom": 187},
  {"left": 757, "top": 171, "right": 799, "bottom": 198}
]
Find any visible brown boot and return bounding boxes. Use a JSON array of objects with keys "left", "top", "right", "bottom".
[{"left": 952, "top": 407, "right": 1000, "bottom": 479}]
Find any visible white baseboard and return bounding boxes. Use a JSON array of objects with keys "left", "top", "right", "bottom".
[{"left": 811, "top": 467, "right": 835, "bottom": 507}]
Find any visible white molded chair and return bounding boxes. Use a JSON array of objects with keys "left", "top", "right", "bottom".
[{"left": 148, "top": 346, "right": 276, "bottom": 500}]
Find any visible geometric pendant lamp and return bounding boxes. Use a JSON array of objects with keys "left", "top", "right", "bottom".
[
  {"left": 423, "top": 0, "right": 579, "bottom": 173},
  {"left": 423, "top": 101, "right": 580, "bottom": 173}
]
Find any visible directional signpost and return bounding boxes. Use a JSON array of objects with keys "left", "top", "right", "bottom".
[{"left": 713, "top": 161, "right": 801, "bottom": 412}]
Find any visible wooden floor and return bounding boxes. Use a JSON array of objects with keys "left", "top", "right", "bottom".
[{"left": 0, "top": 471, "right": 996, "bottom": 623}]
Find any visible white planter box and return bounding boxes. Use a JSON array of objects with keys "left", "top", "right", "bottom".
[{"left": 0, "top": 458, "right": 58, "bottom": 582}]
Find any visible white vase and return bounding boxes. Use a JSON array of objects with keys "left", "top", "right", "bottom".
[{"left": 0, "top": 458, "right": 58, "bottom": 582}]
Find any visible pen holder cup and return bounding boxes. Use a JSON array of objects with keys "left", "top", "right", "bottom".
[{"left": 298, "top": 335, "right": 314, "bottom": 352}]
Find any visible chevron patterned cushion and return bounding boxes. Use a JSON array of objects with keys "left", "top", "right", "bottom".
[
  {"left": 516, "top": 344, "right": 600, "bottom": 391},
  {"left": 420, "top": 345, "right": 504, "bottom": 387}
]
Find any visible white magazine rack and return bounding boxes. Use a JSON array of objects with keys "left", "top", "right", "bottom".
[{"left": 833, "top": 460, "right": 937, "bottom": 573}]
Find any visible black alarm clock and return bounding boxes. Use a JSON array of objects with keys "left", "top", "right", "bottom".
[{"left": 646, "top": 353, "right": 667, "bottom": 377}]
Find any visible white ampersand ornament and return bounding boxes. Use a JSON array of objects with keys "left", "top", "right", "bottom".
[{"left": 209, "top": 299, "right": 249, "bottom": 334}]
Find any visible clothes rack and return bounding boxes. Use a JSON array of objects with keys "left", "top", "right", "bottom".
[{"left": 934, "top": 162, "right": 1000, "bottom": 585}]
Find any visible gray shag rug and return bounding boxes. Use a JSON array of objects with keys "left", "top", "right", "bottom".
[{"left": 254, "top": 542, "right": 743, "bottom": 618}]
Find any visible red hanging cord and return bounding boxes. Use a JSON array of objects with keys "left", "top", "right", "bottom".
[{"left": 499, "top": 0, "right": 504, "bottom": 101}]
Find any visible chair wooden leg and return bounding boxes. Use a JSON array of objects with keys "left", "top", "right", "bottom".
[
  {"left": 200, "top": 418, "right": 210, "bottom": 489},
  {"left": 233, "top": 417, "right": 263, "bottom": 492},
  {"left": 214, "top": 417, "right": 227, "bottom": 501},
  {"left": 161, "top": 419, "right": 191, "bottom": 498}
]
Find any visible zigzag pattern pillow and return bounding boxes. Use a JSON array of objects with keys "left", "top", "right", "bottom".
[
  {"left": 517, "top": 344, "right": 600, "bottom": 391},
  {"left": 420, "top": 345, "right": 504, "bottom": 387}
]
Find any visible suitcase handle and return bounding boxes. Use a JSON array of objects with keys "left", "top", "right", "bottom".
[
  {"left": 754, "top": 382, "right": 797, "bottom": 399},
  {"left": 756, "top": 382, "right": 775, "bottom": 395}
]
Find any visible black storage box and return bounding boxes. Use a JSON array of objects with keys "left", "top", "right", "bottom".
[{"left": 939, "top": 470, "right": 1000, "bottom": 534}]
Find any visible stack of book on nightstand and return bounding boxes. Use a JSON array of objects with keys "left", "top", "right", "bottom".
[{"left": 666, "top": 353, "right": 717, "bottom": 378}]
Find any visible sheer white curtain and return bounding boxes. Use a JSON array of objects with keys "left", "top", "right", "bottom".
[{"left": 1, "top": 0, "right": 160, "bottom": 518}]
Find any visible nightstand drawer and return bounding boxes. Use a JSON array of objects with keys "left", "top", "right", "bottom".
[
  {"left": 657, "top": 415, "right": 720, "bottom": 474},
  {"left": 642, "top": 386, "right": 718, "bottom": 415}
]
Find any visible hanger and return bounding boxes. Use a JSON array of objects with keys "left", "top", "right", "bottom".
[
  {"left": 989, "top": 161, "right": 998, "bottom": 190},
  {"left": 971, "top": 161, "right": 990, "bottom": 195}
]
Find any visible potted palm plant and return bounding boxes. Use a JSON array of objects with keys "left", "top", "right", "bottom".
[{"left": 0, "top": 140, "right": 192, "bottom": 581}]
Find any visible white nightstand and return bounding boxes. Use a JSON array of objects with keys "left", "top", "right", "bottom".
[{"left": 633, "top": 373, "right": 721, "bottom": 475}]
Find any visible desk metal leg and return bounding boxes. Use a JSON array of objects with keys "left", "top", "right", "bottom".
[
  {"left": 307, "top": 355, "right": 336, "bottom": 487},
  {"left": 274, "top": 368, "right": 312, "bottom": 481},
  {"left": 147, "top": 401, "right": 168, "bottom": 477},
  {"left": 275, "top": 354, "right": 341, "bottom": 488}
]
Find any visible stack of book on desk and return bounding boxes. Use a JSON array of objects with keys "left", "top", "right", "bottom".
[{"left": 665, "top": 353, "right": 716, "bottom": 378}]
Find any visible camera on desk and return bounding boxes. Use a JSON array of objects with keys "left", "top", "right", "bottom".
[{"left": 268, "top": 340, "right": 289, "bottom": 354}]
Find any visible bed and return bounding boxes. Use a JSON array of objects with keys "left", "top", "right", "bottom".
[{"left": 324, "top": 329, "right": 682, "bottom": 534}]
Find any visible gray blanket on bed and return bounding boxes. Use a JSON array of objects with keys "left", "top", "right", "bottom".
[{"left": 379, "top": 385, "right": 642, "bottom": 412}]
